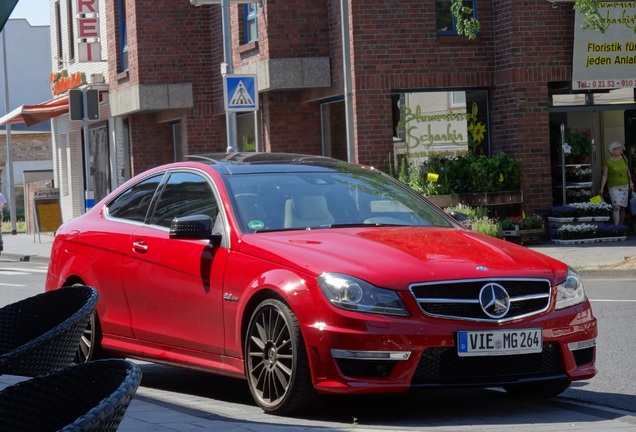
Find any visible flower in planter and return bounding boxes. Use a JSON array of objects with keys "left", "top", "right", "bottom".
[
  {"left": 565, "top": 167, "right": 593, "bottom": 183},
  {"left": 549, "top": 205, "right": 577, "bottom": 218},
  {"left": 556, "top": 223, "right": 598, "bottom": 240},
  {"left": 570, "top": 202, "right": 612, "bottom": 217},
  {"left": 566, "top": 188, "right": 593, "bottom": 203},
  {"left": 596, "top": 223, "right": 627, "bottom": 237},
  {"left": 500, "top": 216, "right": 522, "bottom": 231},
  {"left": 501, "top": 214, "right": 544, "bottom": 231}
]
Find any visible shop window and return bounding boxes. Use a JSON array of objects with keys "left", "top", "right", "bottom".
[
  {"left": 436, "top": 0, "right": 476, "bottom": 36},
  {"left": 117, "top": 0, "right": 128, "bottom": 72},
  {"left": 243, "top": 3, "right": 258, "bottom": 44},
  {"left": 393, "top": 89, "right": 490, "bottom": 156},
  {"left": 320, "top": 99, "right": 348, "bottom": 161}
]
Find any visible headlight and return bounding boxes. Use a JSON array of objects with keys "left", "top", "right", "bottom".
[
  {"left": 317, "top": 273, "right": 410, "bottom": 317},
  {"left": 555, "top": 268, "right": 586, "bottom": 310}
]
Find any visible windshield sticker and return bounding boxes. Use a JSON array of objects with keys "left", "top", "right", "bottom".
[{"left": 248, "top": 220, "right": 265, "bottom": 230}]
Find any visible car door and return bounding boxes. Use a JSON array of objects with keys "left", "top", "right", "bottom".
[
  {"left": 121, "top": 170, "right": 229, "bottom": 354},
  {"left": 87, "top": 172, "right": 165, "bottom": 338}
]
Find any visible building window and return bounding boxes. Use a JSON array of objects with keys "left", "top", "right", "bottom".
[
  {"left": 55, "top": 1, "right": 63, "bottom": 68},
  {"left": 243, "top": 3, "right": 258, "bottom": 44},
  {"left": 436, "top": 0, "right": 476, "bottom": 36},
  {"left": 117, "top": 0, "right": 128, "bottom": 72},
  {"left": 66, "top": 0, "right": 75, "bottom": 63}
]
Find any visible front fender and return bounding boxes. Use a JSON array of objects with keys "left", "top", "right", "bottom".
[{"left": 223, "top": 265, "right": 313, "bottom": 358}]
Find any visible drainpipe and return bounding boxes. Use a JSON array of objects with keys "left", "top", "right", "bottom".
[{"left": 340, "top": 0, "right": 355, "bottom": 163}]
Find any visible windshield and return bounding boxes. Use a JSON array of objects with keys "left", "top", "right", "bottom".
[{"left": 226, "top": 170, "right": 456, "bottom": 233}]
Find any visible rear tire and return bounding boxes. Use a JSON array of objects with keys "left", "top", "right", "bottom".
[
  {"left": 503, "top": 379, "right": 571, "bottom": 398},
  {"left": 244, "top": 299, "right": 321, "bottom": 415}
]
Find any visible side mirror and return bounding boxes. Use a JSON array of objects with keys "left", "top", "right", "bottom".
[
  {"left": 169, "top": 215, "right": 222, "bottom": 246},
  {"left": 446, "top": 210, "right": 472, "bottom": 229}
]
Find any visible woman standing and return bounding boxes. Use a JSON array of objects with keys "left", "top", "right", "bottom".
[{"left": 600, "top": 141, "right": 633, "bottom": 225}]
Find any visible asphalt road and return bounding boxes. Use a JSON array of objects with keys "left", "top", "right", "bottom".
[{"left": 1, "top": 260, "right": 634, "bottom": 430}]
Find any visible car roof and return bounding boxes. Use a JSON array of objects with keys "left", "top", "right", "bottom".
[{"left": 185, "top": 152, "right": 374, "bottom": 175}]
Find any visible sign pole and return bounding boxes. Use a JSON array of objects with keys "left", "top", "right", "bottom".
[
  {"left": 82, "top": 88, "right": 94, "bottom": 211},
  {"left": 221, "top": 0, "right": 237, "bottom": 153}
]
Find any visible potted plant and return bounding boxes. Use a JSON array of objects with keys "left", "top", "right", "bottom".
[
  {"left": 554, "top": 223, "right": 597, "bottom": 242},
  {"left": 596, "top": 223, "right": 627, "bottom": 240},
  {"left": 548, "top": 205, "right": 577, "bottom": 221},
  {"left": 563, "top": 127, "right": 593, "bottom": 164},
  {"left": 566, "top": 166, "right": 593, "bottom": 183},
  {"left": 570, "top": 202, "right": 612, "bottom": 221},
  {"left": 501, "top": 214, "right": 545, "bottom": 243}
]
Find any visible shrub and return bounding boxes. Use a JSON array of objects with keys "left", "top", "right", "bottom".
[{"left": 471, "top": 217, "right": 502, "bottom": 238}]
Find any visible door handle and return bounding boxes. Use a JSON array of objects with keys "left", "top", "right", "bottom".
[{"left": 132, "top": 240, "right": 148, "bottom": 253}]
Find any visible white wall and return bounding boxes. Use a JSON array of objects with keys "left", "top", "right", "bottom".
[{"left": 0, "top": 19, "right": 52, "bottom": 120}]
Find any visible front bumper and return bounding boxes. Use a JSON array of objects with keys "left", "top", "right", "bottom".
[{"left": 301, "top": 302, "right": 597, "bottom": 395}]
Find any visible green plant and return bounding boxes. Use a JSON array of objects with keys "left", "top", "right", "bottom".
[
  {"left": 574, "top": 0, "right": 605, "bottom": 33},
  {"left": 471, "top": 217, "right": 502, "bottom": 238},
  {"left": 451, "top": 0, "right": 605, "bottom": 39},
  {"left": 564, "top": 127, "right": 592, "bottom": 157},
  {"left": 444, "top": 204, "right": 488, "bottom": 220},
  {"left": 242, "top": 135, "right": 256, "bottom": 152},
  {"left": 392, "top": 152, "right": 521, "bottom": 195},
  {"left": 450, "top": 0, "right": 480, "bottom": 39},
  {"left": 500, "top": 214, "right": 543, "bottom": 231},
  {"left": 467, "top": 153, "right": 521, "bottom": 193}
]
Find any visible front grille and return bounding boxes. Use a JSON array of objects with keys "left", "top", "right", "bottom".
[
  {"left": 335, "top": 359, "right": 397, "bottom": 378},
  {"left": 409, "top": 278, "right": 551, "bottom": 322},
  {"left": 412, "top": 342, "right": 564, "bottom": 386}
]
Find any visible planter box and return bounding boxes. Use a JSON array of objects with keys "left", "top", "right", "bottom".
[
  {"left": 426, "top": 194, "right": 459, "bottom": 208},
  {"left": 552, "top": 236, "right": 626, "bottom": 245},
  {"left": 459, "top": 191, "right": 523, "bottom": 206},
  {"left": 502, "top": 226, "right": 545, "bottom": 245}
]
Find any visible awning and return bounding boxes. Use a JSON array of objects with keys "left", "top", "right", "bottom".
[
  {"left": 0, "top": 0, "right": 19, "bottom": 33},
  {"left": 0, "top": 95, "right": 70, "bottom": 127}
]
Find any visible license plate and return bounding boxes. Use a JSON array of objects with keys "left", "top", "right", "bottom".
[{"left": 457, "top": 328, "right": 542, "bottom": 357}]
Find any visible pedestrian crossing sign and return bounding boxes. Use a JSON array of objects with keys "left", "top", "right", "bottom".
[{"left": 223, "top": 74, "right": 258, "bottom": 112}]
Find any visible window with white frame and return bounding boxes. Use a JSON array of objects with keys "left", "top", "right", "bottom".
[
  {"left": 118, "top": 0, "right": 128, "bottom": 72},
  {"left": 243, "top": 3, "right": 258, "bottom": 44}
]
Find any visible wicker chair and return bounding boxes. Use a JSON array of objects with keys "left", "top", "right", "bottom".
[
  {"left": 0, "top": 285, "right": 98, "bottom": 377},
  {"left": 0, "top": 359, "right": 142, "bottom": 432}
]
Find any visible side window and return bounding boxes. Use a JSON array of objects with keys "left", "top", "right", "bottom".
[
  {"left": 436, "top": 0, "right": 476, "bottom": 36},
  {"left": 106, "top": 174, "right": 164, "bottom": 222},
  {"left": 150, "top": 172, "right": 219, "bottom": 228}
]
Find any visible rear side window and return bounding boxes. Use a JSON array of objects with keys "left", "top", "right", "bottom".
[
  {"left": 106, "top": 174, "right": 164, "bottom": 222},
  {"left": 149, "top": 171, "right": 219, "bottom": 228}
]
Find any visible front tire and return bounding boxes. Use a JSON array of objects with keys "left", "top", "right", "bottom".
[
  {"left": 244, "top": 299, "right": 320, "bottom": 415},
  {"left": 74, "top": 311, "right": 104, "bottom": 364}
]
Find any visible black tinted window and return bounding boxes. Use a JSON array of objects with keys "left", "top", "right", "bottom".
[
  {"left": 107, "top": 174, "right": 163, "bottom": 222},
  {"left": 150, "top": 172, "right": 219, "bottom": 228}
]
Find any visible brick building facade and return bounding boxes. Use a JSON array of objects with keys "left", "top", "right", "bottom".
[
  {"left": 99, "top": 0, "right": 634, "bottom": 218},
  {"left": 11, "top": 0, "right": 635, "bottom": 221}
]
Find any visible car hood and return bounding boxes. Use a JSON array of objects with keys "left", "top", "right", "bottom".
[{"left": 238, "top": 227, "right": 567, "bottom": 289}]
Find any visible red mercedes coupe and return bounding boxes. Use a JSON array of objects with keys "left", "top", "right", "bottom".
[{"left": 46, "top": 152, "right": 597, "bottom": 415}]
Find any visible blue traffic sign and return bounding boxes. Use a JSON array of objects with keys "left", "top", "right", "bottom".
[{"left": 223, "top": 74, "right": 258, "bottom": 112}]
